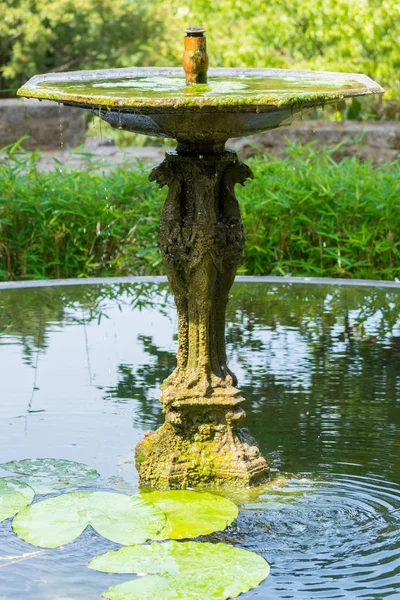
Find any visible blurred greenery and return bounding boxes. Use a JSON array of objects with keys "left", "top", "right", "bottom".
[
  {"left": 0, "top": 0, "right": 159, "bottom": 96},
  {"left": 1, "top": 0, "right": 399, "bottom": 113},
  {"left": 155, "top": 0, "right": 400, "bottom": 104},
  {"left": 0, "top": 142, "right": 399, "bottom": 282}
]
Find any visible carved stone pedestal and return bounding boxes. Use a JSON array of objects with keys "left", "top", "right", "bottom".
[{"left": 135, "top": 146, "right": 269, "bottom": 488}]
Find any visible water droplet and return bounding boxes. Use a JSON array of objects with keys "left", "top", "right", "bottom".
[
  {"left": 58, "top": 104, "right": 64, "bottom": 149},
  {"left": 98, "top": 106, "right": 103, "bottom": 139}
]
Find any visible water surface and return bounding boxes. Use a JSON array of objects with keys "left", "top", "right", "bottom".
[
  {"left": 34, "top": 74, "right": 365, "bottom": 101},
  {"left": 18, "top": 69, "right": 379, "bottom": 110},
  {"left": 1, "top": 281, "right": 400, "bottom": 599}
]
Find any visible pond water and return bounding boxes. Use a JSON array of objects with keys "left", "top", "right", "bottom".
[{"left": 1, "top": 280, "right": 400, "bottom": 599}]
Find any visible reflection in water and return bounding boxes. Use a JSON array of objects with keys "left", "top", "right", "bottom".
[
  {"left": 1, "top": 281, "right": 400, "bottom": 598},
  {"left": 103, "top": 335, "right": 175, "bottom": 427},
  {"left": 35, "top": 74, "right": 366, "bottom": 102}
]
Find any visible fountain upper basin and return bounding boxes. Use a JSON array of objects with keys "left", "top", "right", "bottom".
[{"left": 18, "top": 67, "right": 383, "bottom": 145}]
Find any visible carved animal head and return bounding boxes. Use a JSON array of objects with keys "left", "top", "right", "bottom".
[
  {"left": 149, "top": 161, "right": 175, "bottom": 188},
  {"left": 236, "top": 161, "right": 254, "bottom": 185},
  {"left": 224, "top": 160, "right": 254, "bottom": 189}
]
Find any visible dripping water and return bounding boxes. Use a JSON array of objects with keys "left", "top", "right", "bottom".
[
  {"left": 58, "top": 103, "right": 64, "bottom": 149},
  {"left": 98, "top": 106, "right": 103, "bottom": 139}
]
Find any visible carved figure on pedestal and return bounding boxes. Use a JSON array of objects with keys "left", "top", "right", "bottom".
[{"left": 137, "top": 150, "right": 269, "bottom": 488}]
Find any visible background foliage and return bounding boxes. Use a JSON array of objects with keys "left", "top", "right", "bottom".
[
  {"left": 1, "top": 0, "right": 399, "bottom": 105},
  {"left": 1, "top": 144, "right": 399, "bottom": 282},
  {"left": 0, "top": 0, "right": 159, "bottom": 95}
]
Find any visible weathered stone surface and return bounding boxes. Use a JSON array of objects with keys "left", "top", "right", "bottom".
[
  {"left": 231, "top": 120, "right": 400, "bottom": 166},
  {"left": 0, "top": 99, "right": 85, "bottom": 150},
  {"left": 136, "top": 149, "right": 269, "bottom": 488},
  {"left": 136, "top": 408, "right": 268, "bottom": 489}
]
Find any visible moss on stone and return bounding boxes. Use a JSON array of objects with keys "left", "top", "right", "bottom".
[
  {"left": 135, "top": 150, "right": 268, "bottom": 489},
  {"left": 136, "top": 420, "right": 268, "bottom": 490},
  {"left": 17, "top": 71, "right": 376, "bottom": 112}
]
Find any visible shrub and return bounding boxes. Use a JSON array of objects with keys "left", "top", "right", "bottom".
[
  {"left": 0, "top": 143, "right": 399, "bottom": 281},
  {"left": 240, "top": 143, "right": 400, "bottom": 278}
]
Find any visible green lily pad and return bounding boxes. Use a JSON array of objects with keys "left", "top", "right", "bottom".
[
  {"left": 100, "top": 576, "right": 179, "bottom": 600},
  {"left": 0, "top": 478, "right": 35, "bottom": 522},
  {"left": 0, "top": 458, "right": 99, "bottom": 493},
  {"left": 90, "top": 540, "right": 270, "bottom": 600},
  {"left": 142, "top": 490, "right": 238, "bottom": 539},
  {"left": 13, "top": 491, "right": 166, "bottom": 548}
]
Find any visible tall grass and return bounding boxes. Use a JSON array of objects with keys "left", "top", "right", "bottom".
[
  {"left": 241, "top": 144, "right": 400, "bottom": 279},
  {"left": 0, "top": 143, "right": 399, "bottom": 281}
]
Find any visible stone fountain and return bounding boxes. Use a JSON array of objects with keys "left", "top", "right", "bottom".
[{"left": 18, "top": 28, "right": 383, "bottom": 489}]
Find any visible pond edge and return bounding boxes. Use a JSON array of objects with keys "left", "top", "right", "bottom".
[{"left": 1, "top": 275, "right": 400, "bottom": 291}]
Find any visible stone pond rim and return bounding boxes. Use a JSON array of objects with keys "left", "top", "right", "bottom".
[{"left": 16, "top": 37, "right": 384, "bottom": 489}]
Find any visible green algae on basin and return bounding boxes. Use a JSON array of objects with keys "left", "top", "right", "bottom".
[
  {"left": 17, "top": 67, "right": 383, "bottom": 142},
  {"left": 18, "top": 70, "right": 378, "bottom": 108}
]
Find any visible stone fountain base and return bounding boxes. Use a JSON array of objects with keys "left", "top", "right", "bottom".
[{"left": 136, "top": 389, "right": 268, "bottom": 489}]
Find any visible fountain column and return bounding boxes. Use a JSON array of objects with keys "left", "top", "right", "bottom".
[
  {"left": 135, "top": 145, "right": 269, "bottom": 488},
  {"left": 135, "top": 26, "right": 268, "bottom": 488}
]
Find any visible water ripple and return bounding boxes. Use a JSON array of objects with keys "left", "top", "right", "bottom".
[{"left": 235, "top": 474, "right": 400, "bottom": 598}]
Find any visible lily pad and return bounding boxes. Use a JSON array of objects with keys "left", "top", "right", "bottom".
[
  {"left": 13, "top": 491, "right": 166, "bottom": 548},
  {"left": 0, "top": 478, "right": 35, "bottom": 522},
  {"left": 142, "top": 490, "right": 238, "bottom": 539},
  {"left": 0, "top": 458, "right": 99, "bottom": 493},
  {"left": 90, "top": 540, "right": 270, "bottom": 600}
]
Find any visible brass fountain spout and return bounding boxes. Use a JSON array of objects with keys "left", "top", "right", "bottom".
[{"left": 183, "top": 27, "right": 209, "bottom": 84}]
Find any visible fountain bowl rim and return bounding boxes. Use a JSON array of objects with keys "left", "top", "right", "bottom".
[{"left": 17, "top": 67, "right": 384, "bottom": 113}]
